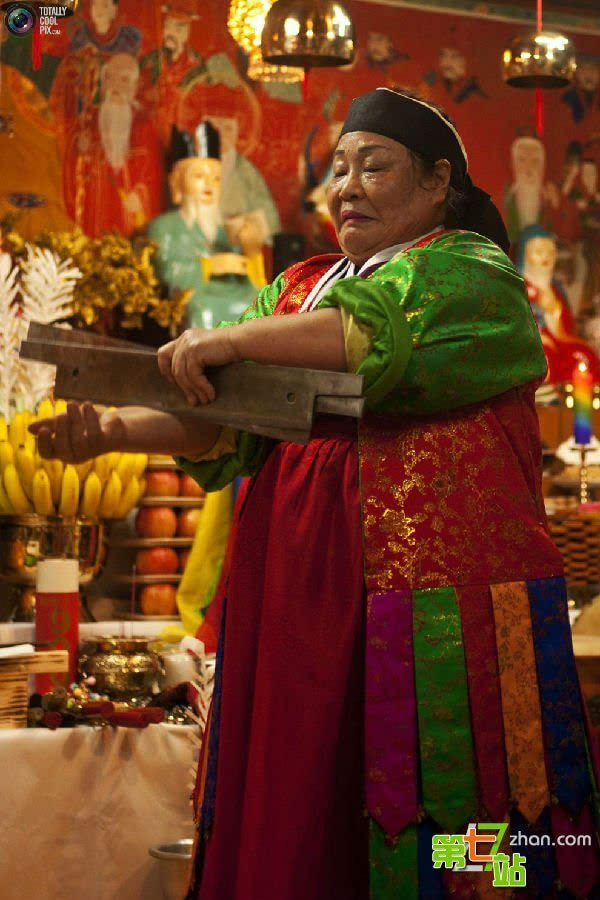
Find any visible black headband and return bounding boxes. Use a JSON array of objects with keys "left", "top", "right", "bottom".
[{"left": 339, "top": 89, "right": 509, "bottom": 253}]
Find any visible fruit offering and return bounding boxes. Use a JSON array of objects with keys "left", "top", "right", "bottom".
[
  {"left": 135, "top": 547, "right": 179, "bottom": 575},
  {"left": 135, "top": 506, "right": 178, "bottom": 538},
  {"left": 0, "top": 403, "right": 148, "bottom": 519},
  {"left": 144, "top": 469, "right": 181, "bottom": 497},
  {"left": 177, "top": 507, "right": 202, "bottom": 537},
  {"left": 139, "top": 583, "right": 178, "bottom": 616}
]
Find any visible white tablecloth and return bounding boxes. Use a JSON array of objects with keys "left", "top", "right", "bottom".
[{"left": 0, "top": 724, "right": 196, "bottom": 900}]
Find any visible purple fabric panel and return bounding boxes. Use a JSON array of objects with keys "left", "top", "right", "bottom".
[
  {"left": 551, "top": 803, "right": 600, "bottom": 896},
  {"left": 365, "top": 589, "right": 418, "bottom": 836}
]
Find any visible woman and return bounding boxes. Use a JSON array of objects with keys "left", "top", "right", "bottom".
[{"left": 32, "top": 90, "right": 599, "bottom": 899}]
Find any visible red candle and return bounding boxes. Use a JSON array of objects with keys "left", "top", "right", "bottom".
[{"left": 35, "top": 559, "right": 79, "bottom": 693}]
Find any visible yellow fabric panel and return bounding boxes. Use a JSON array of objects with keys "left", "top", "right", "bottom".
[
  {"left": 182, "top": 426, "right": 238, "bottom": 463},
  {"left": 176, "top": 482, "right": 233, "bottom": 635},
  {"left": 340, "top": 306, "right": 375, "bottom": 373}
]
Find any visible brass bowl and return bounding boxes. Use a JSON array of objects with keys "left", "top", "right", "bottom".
[
  {"left": 79, "top": 636, "right": 162, "bottom": 701},
  {"left": 0, "top": 515, "right": 107, "bottom": 586}
]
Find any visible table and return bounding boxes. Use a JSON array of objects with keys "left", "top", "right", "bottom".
[{"left": 0, "top": 724, "right": 196, "bottom": 899}]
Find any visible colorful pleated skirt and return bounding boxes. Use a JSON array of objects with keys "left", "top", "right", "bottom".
[{"left": 188, "top": 421, "right": 600, "bottom": 900}]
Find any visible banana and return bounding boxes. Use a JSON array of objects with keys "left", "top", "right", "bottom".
[
  {"left": 42, "top": 458, "right": 64, "bottom": 506},
  {"left": 0, "top": 440, "right": 14, "bottom": 472},
  {"left": 99, "top": 470, "right": 122, "bottom": 518},
  {"left": 36, "top": 398, "right": 55, "bottom": 422},
  {"left": 106, "top": 450, "right": 121, "bottom": 471},
  {"left": 54, "top": 399, "right": 68, "bottom": 416},
  {"left": 74, "top": 459, "right": 94, "bottom": 483},
  {"left": 15, "top": 446, "right": 36, "bottom": 499},
  {"left": 132, "top": 453, "right": 148, "bottom": 479},
  {"left": 138, "top": 477, "right": 147, "bottom": 501},
  {"left": 93, "top": 453, "right": 112, "bottom": 484},
  {"left": 8, "top": 412, "right": 28, "bottom": 453},
  {"left": 80, "top": 471, "right": 102, "bottom": 518},
  {"left": 32, "top": 468, "right": 54, "bottom": 516},
  {"left": 58, "top": 464, "right": 80, "bottom": 517},
  {"left": 115, "top": 453, "right": 135, "bottom": 488},
  {"left": 0, "top": 475, "right": 14, "bottom": 514},
  {"left": 0, "top": 416, "right": 7, "bottom": 442},
  {"left": 3, "top": 463, "right": 33, "bottom": 514},
  {"left": 114, "top": 474, "right": 140, "bottom": 518}
]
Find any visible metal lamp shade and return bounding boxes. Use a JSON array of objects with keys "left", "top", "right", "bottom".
[
  {"left": 503, "top": 31, "right": 577, "bottom": 88},
  {"left": 261, "top": 0, "right": 355, "bottom": 68}
]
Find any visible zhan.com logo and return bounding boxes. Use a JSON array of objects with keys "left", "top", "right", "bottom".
[{"left": 1, "top": 1, "right": 77, "bottom": 37}]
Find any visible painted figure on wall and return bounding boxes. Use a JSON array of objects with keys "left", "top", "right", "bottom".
[
  {"left": 504, "top": 136, "right": 559, "bottom": 243},
  {"left": 437, "top": 46, "right": 488, "bottom": 102},
  {"left": 147, "top": 121, "right": 263, "bottom": 330},
  {"left": 70, "top": 0, "right": 140, "bottom": 55},
  {"left": 139, "top": 1, "right": 240, "bottom": 146},
  {"left": 516, "top": 225, "right": 600, "bottom": 383},
  {"left": 60, "top": 52, "right": 162, "bottom": 236},
  {"left": 364, "top": 33, "right": 409, "bottom": 69},
  {"left": 562, "top": 57, "right": 600, "bottom": 124}
]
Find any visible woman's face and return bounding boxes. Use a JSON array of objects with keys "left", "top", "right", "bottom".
[{"left": 326, "top": 131, "right": 450, "bottom": 265}]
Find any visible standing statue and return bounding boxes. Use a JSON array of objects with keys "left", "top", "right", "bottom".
[
  {"left": 515, "top": 225, "right": 600, "bottom": 383},
  {"left": 147, "top": 121, "right": 265, "bottom": 329}
]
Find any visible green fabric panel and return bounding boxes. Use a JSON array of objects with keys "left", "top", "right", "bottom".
[
  {"left": 320, "top": 231, "right": 547, "bottom": 415},
  {"left": 175, "top": 428, "right": 273, "bottom": 493},
  {"left": 369, "top": 819, "right": 418, "bottom": 900},
  {"left": 320, "top": 278, "right": 413, "bottom": 406},
  {"left": 412, "top": 585, "right": 478, "bottom": 832},
  {"left": 583, "top": 731, "right": 600, "bottom": 836}
]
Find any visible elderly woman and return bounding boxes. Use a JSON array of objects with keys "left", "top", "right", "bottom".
[{"left": 32, "top": 90, "right": 599, "bottom": 899}]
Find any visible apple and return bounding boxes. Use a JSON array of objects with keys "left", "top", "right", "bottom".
[
  {"left": 135, "top": 506, "right": 178, "bottom": 538},
  {"left": 139, "top": 583, "right": 178, "bottom": 616},
  {"left": 179, "top": 473, "right": 205, "bottom": 498},
  {"left": 177, "top": 508, "right": 202, "bottom": 537},
  {"left": 136, "top": 547, "right": 179, "bottom": 575},
  {"left": 144, "top": 470, "right": 180, "bottom": 497},
  {"left": 178, "top": 549, "right": 191, "bottom": 571}
]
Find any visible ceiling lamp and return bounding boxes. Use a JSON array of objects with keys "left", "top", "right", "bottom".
[
  {"left": 247, "top": 46, "right": 303, "bottom": 83},
  {"left": 228, "top": 0, "right": 269, "bottom": 53},
  {"left": 502, "top": 0, "right": 576, "bottom": 136},
  {"left": 228, "top": 1, "right": 303, "bottom": 83},
  {"left": 503, "top": 30, "right": 577, "bottom": 89},
  {"left": 261, "top": 0, "right": 355, "bottom": 69}
]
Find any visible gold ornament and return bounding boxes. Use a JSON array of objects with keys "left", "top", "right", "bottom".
[
  {"left": 261, "top": 0, "right": 355, "bottom": 69},
  {"left": 503, "top": 30, "right": 577, "bottom": 88}
]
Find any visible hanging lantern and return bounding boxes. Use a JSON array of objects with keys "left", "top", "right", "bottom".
[
  {"left": 228, "top": 0, "right": 270, "bottom": 53},
  {"left": 261, "top": 0, "right": 355, "bottom": 69},
  {"left": 502, "top": 0, "right": 576, "bottom": 137},
  {"left": 247, "top": 46, "right": 303, "bottom": 82},
  {"left": 503, "top": 30, "right": 577, "bottom": 88},
  {"left": 228, "top": 1, "right": 303, "bottom": 83}
]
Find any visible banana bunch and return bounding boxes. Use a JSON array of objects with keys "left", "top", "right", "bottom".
[{"left": 0, "top": 404, "right": 148, "bottom": 519}]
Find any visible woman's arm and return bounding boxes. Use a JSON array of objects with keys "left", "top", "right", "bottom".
[
  {"left": 29, "top": 402, "right": 221, "bottom": 463},
  {"left": 157, "top": 308, "right": 346, "bottom": 405}
]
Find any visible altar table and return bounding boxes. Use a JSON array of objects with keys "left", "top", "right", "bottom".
[{"left": 0, "top": 724, "right": 196, "bottom": 899}]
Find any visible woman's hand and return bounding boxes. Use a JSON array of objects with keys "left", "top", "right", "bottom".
[
  {"left": 29, "top": 402, "right": 124, "bottom": 462},
  {"left": 157, "top": 327, "right": 240, "bottom": 406}
]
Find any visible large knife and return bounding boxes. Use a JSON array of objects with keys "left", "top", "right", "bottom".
[{"left": 20, "top": 323, "right": 365, "bottom": 444}]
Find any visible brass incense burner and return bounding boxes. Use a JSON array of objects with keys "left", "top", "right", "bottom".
[{"left": 78, "top": 636, "right": 161, "bottom": 702}]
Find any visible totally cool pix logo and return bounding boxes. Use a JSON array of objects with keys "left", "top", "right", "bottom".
[{"left": 1, "top": 0, "right": 77, "bottom": 37}]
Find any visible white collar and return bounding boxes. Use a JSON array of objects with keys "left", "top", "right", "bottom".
[{"left": 299, "top": 226, "right": 443, "bottom": 313}]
